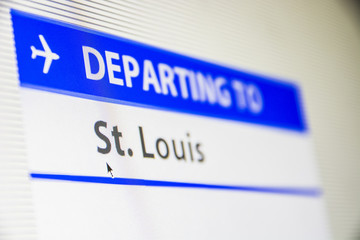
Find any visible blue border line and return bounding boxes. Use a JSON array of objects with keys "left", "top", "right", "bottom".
[{"left": 30, "top": 173, "right": 321, "bottom": 198}]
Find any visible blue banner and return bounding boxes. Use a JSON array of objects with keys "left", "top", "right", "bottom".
[{"left": 11, "top": 10, "right": 306, "bottom": 132}]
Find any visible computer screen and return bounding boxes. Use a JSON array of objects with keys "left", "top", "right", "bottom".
[{"left": 1, "top": 1, "right": 360, "bottom": 239}]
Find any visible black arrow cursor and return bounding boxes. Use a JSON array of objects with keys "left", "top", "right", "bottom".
[{"left": 106, "top": 162, "right": 114, "bottom": 178}]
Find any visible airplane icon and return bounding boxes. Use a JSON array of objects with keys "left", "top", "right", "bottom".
[{"left": 30, "top": 34, "right": 60, "bottom": 74}]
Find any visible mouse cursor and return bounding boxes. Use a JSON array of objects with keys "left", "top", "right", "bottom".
[{"left": 106, "top": 162, "right": 114, "bottom": 178}]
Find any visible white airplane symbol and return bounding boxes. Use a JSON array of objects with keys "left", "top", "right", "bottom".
[{"left": 30, "top": 34, "right": 60, "bottom": 74}]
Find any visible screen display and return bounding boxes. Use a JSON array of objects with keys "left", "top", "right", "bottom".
[{"left": 10, "top": 9, "right": 329, "bottom": 240}]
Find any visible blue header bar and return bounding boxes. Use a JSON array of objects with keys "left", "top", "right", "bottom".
[{"left": 11, "top": 10, "right": 306, "bottom": 132}]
